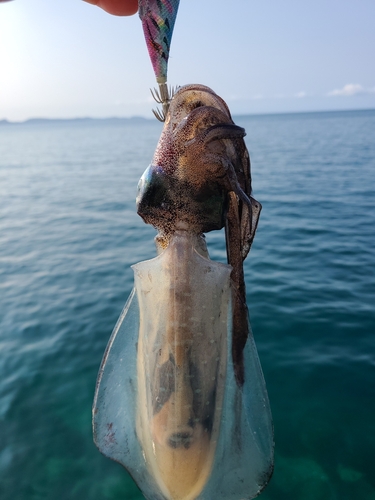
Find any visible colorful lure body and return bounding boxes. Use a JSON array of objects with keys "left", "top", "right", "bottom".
[
  {"left": 93, "top": 85, "right": 274, "bottom": 499},
  {"left": 139, "top": 0, "right": 180, "bottom": 120},
  {"left": 139, "top": 0, "right": 180, "bottom": 84}
]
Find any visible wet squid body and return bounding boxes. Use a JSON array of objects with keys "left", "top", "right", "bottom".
[{"left": 93, "top": 85, "right": 274, "bottom": 500}]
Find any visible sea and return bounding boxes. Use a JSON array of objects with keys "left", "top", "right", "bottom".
[{"left": 0, "top": 109, "right": 374, "bottom": 500}]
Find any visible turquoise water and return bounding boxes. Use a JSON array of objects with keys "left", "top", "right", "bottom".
[{"left": 1, "top": 110, "right": 374, "bottom": 499}]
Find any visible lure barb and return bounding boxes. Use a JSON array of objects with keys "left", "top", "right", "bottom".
[{"left": 150, "top": 83, "right": 178, "bottom": 121}]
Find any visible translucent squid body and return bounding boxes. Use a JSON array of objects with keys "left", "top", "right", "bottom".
[{"left": 93, "top": 85, "right": 274, "bottom": 500}]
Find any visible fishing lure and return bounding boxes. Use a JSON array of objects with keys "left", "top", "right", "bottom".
[
  {"left": 139, "top": 0, "right": 180, "bottom": 120},
  {"left": 93, "top": 85, "right": 274, "bottom": 500}
]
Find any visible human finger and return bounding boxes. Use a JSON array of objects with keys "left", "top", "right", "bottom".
[{"left": 82, "top": 0, "right": 138, "bottom": 16}]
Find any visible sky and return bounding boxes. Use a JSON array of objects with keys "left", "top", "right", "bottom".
[{"left": 1, "top": 0, "right": 375, "bottom": 121}]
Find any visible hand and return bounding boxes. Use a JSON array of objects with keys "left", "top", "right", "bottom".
[
  {"left": 82, "top": 0, "right": 138, "bottom": 16},
  {"left": 0, "top": 0, "right": 138, "bottom": 14}
]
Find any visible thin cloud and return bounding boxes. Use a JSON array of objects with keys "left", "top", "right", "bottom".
[
  {"left": 296, "top": 91, "right": 307, "bottom": 98},
  {"left": 328, "top": 84, "right": 375, "bottom": 97},
  {"left": 226, "top": 94, "right": 264, "bottom": 101}
]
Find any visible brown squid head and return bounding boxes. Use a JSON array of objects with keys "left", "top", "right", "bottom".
[{"left": 137, "top": 84, "right": 261, "bottom": 259}]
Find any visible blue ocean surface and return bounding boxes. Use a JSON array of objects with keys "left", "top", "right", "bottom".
[{"left": 0, "top": 109, "right": 374, "bottom": 499}]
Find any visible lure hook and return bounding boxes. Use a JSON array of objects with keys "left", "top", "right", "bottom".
[{"left": 151, "top": 83, "right": 178, "bottom": 122}]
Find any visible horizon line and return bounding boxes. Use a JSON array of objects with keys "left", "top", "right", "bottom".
[{"left": 1, "top": 107, "right": 375, "bottom": 125}]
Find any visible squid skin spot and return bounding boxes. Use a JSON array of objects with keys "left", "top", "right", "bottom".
[{"left": 168, "top": 432, "right": 193, "bottom": 449}]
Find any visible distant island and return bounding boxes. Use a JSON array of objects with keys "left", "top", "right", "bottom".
[
  {"left": 0, "top": 116, "right": 152, "bottom": 126},
  {"left": 1, "top": 109, "right": 374, "bottom": 127}
]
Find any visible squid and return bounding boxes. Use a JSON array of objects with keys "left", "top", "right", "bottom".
[{"left": 93, "top": 84, "right": 274, "bottom": 500}]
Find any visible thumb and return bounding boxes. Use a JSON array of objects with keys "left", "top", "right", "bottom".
[{"left": 82, "top": 0, "right": 138, "bottom": 16}]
